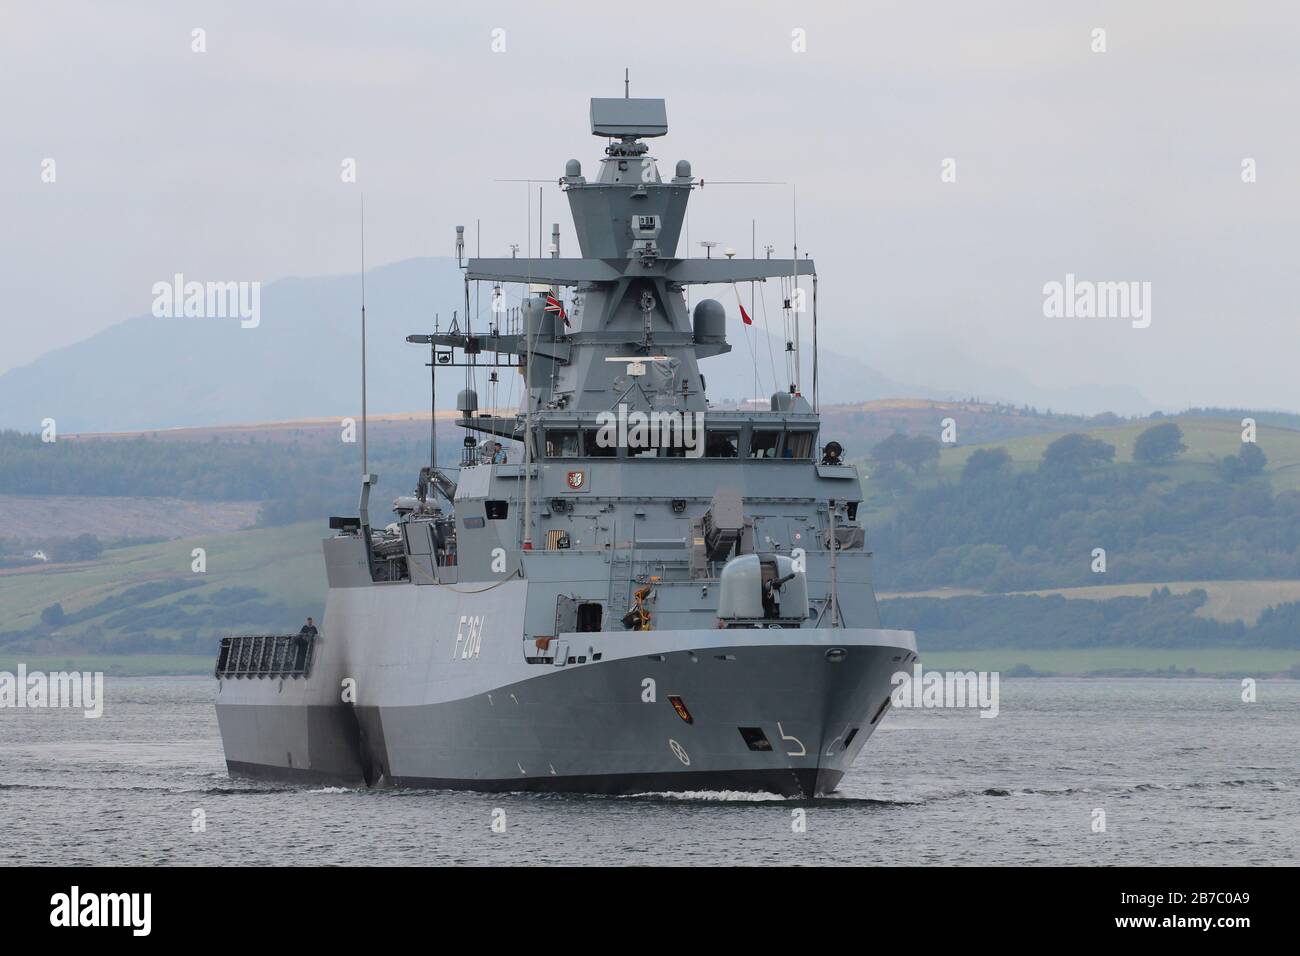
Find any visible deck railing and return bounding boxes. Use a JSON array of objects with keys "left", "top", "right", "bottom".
[{"left": 215, "top": 634, "right": 314, "bottom": 679}]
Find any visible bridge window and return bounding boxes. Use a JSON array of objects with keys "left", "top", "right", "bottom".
[
  {"left": 546, "top": 430, "right": 580, "bottom": 458},
  {"left": 785, "top": 431, "right": 815, "bottom": 459},
  {"left": 749, "top": 430, "right": 781, "bottom": 459},
  {"left": 582, "top": 428, "right": 616, "bottom": 457},
  {"left": 705, "top": 430, "right": 739, "bottom": 458}
]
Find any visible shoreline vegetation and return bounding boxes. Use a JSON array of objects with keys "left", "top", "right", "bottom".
[{"left": 3, "top": 412, "right": 1300, "bottom": 674}]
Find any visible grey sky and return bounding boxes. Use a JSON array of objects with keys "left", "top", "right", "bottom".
[{"left": 3, "top": 0, "right": 1298, "bottom": 413}]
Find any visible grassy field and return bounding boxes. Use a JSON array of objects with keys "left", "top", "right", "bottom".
[
  {"left": 881, "top": 579, "right": 1300, "bottom": 625},
  {"left": 917, "top": 647, "right": 1300, "bottom": 677},
  {"left": 937, "top": 416, "right": 1300, "bottom": 488},
  {"left": 0, "top": 493, "right": 259, "bottom": 541},
  {"left": 0, "top": 520, "right": 325, "bottom": 636},
  {"left": 861, "top": 414, "right": 1300, "bottom": 523}
]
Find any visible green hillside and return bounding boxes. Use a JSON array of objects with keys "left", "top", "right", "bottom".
[
  {"left": 0, "top": 521, "right": 325, "bottom": 650},
  {"left": 881, "top": 578, "right": 1300, "bottom": 625},
  {"left": 861, "top": 415, "right": 1300, "bottom": 517},
  {"left": 4, "top": 413, "right": 1300, "bottom": 676},
  {"left": 863, "top": 415, "right": 1300, "bottom": 589},
  {"left": 946, "top": 416, "right": 1300, "bottom": 480},
  {"left": 864, "top": 415, "right": 1300, "bottom": 670}
]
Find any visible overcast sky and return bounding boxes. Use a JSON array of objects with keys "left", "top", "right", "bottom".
[{"left": 3, "top": 0, "right": 1298, "bottom": 413}]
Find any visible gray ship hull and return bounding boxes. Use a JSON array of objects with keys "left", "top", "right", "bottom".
[{"left": 216, "top": 580, "right": 915, "bottom": 797}]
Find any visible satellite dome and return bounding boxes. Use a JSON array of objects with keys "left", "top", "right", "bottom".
[
  {"left": 692, "top": 298, "right": 726, "bottom": 341},
  {"left": 565, "top": 159, "right": 582, "bottom": 177},
  {"left": 675, "top": 159, "right": 692, "bottom": 179}
]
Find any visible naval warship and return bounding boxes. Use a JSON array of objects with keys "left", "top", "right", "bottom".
[{"left": 214, "top": 93, "right": 917, "bottom": 797}]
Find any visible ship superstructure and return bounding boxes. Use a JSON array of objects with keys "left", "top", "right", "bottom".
[{"left": 214, "top": 94, "right": 917, "bottom": 797}]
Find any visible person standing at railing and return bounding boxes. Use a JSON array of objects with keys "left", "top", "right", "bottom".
[{"left": 293, "top": 617, "right": 318, "bottom": 670}]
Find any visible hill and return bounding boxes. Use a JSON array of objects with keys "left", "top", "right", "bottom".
[
  {"left": 0, "top": 522, "right": 325, "bottom": 654},
  {"left": 0, "top": 494, "right": 260, "bottom": 542},
  {"left": 865, "top": 415, "right": 1300, "bottom": 592},
  {"left": 6, "top": 412, "right": 1300, "bottom": 676},
  {"left": 0, "top": 398, "right": 1100, "bottom": 553},
  {"left": 881, "top": 579, "right": 1300, "bottom": 626},
  {"left": 0, "top": 256, "right": 954, "bottom": 434},
  {"left": 933, "top": 415, "right": 1300, "bottom": 492}
]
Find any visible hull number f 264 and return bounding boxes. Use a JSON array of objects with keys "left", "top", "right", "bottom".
[{"left": 452, "top": 615, "right": 485, "bottom": 661}]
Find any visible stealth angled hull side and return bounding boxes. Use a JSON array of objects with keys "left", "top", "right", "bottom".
[{"left": 216, "top": 573, "right": 915, "bottom": 796}]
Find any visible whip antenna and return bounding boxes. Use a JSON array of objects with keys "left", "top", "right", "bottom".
[{"left": 357, "top": 193, "right": 378, "bottom": 573}]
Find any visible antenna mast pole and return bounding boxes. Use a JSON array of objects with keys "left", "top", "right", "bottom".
[
  {"left": 812, "top": 274, "right": 819, "bottom": 412},
  {"left": 358, "top": 194, "right": 377, "bottom": 570},
  {"left": 791, "top": 183, "right": 800, "bottom": 396},
  {"left": 361, "top": 195, "right": 369, "bottom": 476},
  {"left": 429, "top": 329, "right": 437, "bottom": 472},
  {"left": 752, "top": 218, "right": 757, "bottom": 405},
  {"left": 829, "top": 500, "right": 839, "bottom": 628},
  {"left": 522, "top": 187, "right": 537, "bottom": 550}
]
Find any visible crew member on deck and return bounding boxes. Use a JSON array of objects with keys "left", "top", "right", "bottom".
[
  {"left": 492, "top": 442, "right": 508, "bottom": 464},
  {"left": 293, "top": 617, "right": 318, "bottom": 669}
]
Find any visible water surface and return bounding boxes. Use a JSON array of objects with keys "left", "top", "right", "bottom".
[{"left": 1, "top": 677, "right": 1296, "bottom": 865}]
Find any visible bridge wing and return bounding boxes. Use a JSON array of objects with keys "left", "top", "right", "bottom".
[
  {"left": 465, "top": 258, "right": 623, "bottom": 285},
  {"left": 464, "top": 257, "right": 815, "bottom": 286},
  {"left": 664, "top": 258, "right": 815, "bottom": 284}
]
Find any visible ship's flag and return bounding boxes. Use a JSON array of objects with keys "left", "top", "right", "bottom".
[
  {"left": 544, "top": 293, "right": 569, "bottom": 327},
  {"left": 731, "top": 283, "right": 753, "bottom": 325}
]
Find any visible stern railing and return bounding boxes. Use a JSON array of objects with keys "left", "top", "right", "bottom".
[{"left": 215, "top": 633, "right": 314, "bottom": 679}]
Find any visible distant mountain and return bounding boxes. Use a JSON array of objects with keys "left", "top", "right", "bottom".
[
  {"left": 0, "top": 257, "right": 953, "bottom": 433},
  {"left": 0, "top": 259, "right": 460, "bottom": 434},
  {"left": 698, "top": 322, "right": 951, "bottom": 406},
  {"left": 975, "top": 378, "right": 1151, "bottom": 418},
  {"left": 0, "top": 256, "right": 1157, "bottom": 432}
]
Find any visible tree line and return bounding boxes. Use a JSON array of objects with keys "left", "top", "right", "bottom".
[
  {"left": 881, "top": 588, "right": 1300, "bottom": 650},
  {"left": 869, "top": 424, "right": 1294, "bottom": 591}
]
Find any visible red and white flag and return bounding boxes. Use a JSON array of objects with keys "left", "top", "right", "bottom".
[
  {"left": 731, "top": 283, "right": 753, "bottom": 325},
  {"left": 544, "top": 293, "right": 569, "bottom": 327}
]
